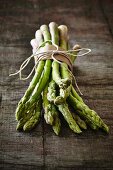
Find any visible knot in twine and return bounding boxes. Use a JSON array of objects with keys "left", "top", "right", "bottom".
[{"left": 9, "top": 40, "right": 91, "bottom": 81}]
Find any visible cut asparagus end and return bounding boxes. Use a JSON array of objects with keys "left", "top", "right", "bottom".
[
  {"left": 49, "top": 22, "right": 59, "bottom": 45},
  {"left": 40, "top": 25, "right": 51, "bottom": 44},
  {"left": 58, "top": 25, "right": 68, "bottom": 50}
]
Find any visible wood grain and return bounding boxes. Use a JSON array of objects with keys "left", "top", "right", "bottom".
[{"left": 0, "top": 0, "right": 113, "bottom": 169}]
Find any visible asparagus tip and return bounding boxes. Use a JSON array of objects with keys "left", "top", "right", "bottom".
[{"left": 102, "top": 123, "right": 109, "bottom": 133}]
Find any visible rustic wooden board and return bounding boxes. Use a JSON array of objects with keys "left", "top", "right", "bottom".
[{"left": 0, "top": 0, "right": 113, "bottom": 169}]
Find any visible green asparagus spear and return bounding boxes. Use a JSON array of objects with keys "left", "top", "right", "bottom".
[
  {"left": 52, "top": 61, "right": 71, "bottom": 88},
  {"left": 48, "top": 104, "right": 61, "bottom": 135},
  {"left": 49, "top": 23, "right": 71, "bottom": 104},
  {"left": 15, "top": 61, "right": 45, "bottom": 120},
  {"left": 15, "top": 30, "right": 45, "bottom": 121},
  {"left": 68, "top": 94, "right": 109, "bottom": 133},
  {"left": 71, "top": 113, "right": 87, "bottom": 130},
  {"left": 40, "top": 24, "right": 55, "bottom": 125},
  {"left": 40, "top": 24, "right": 61, "bottom": 134},
  {"left": 43, "top": 83, "right": 54, "bottom": 125},
  {"left": 71, "top": 86, "right": 83, "bottom": 103},
  {"left": 58, "top": 25, "right": 68, "bottom": 50},
  {"left": 23, "top": 25, "right": 52, "bottom": 114},
  {"left": 58, "top": 103, "right": 82, "bottom": 133},
  {"left": 40, "top": 25, "right": 51, "bottom": 44},
  {"left": 52, "top": 105, "right": 61, "bottom": 135},
  {"left": 23, "top": 96, "right": 42, "bottom": 131},
  {"left": 49, "top": 22, "right": 81, "bottom": 133},
  {"left": 64, "top": 26, "right": 108, "bottom": 132},
  {"left": 47, "top": 79, "right": 82, "bottom": 133},
  {"left": 47, "top": 72, "right": 81, "bottom": 133},
  {"left": 49, "top": 22, "right": 59, "bottom": 45},
  {"left": 24, "top": 59, "right": 52, "bottom": 112},
  {"left": 16, "top": 103, "right": 35, "bottom": 130},
  {"left": 47, "top": 79, "right": 64, "bottom": 105},
  {"left": 58, "top": 25, "right": 72, "bottom": 101},
  {"left": 47, "top": 79, "right": 57, "bottom": 103},
  {"left": 49, "top": 22, "right": 71, "bottom": 89},
  {"left": 43, "top": 82, "right": 61, "bottom": 135}
]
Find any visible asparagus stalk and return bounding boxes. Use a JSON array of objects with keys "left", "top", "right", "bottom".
[
  {"left": 71, "top": 113, "right": 87, "bottom": 130},
  {"left": 23, "top": 96, "right": 42, "bottom": 131},
  {"left": 47, "top": 71, "right": 82, "bottom": 133},
  {"left": 16, "top": 103, "right": 35, "bottom": 130},
  {"left": 40, "top": 25, "right": 51, "bottom": 45},
  {"left": 34, "top": 30, "right": 44, "bottom": 62},
  {"left": 47, "top": 79, "right": 65, "bottom": 105},
  {"left": 52, "top": 61, "right": 71, "bottom": 88},
  {"left": 16, "top": 22, "right": 109, "bottom": 135},
  {"left": 40, "top": 24, "right": 61, "bottom": 134},
  {"left": 49, "top": 22, "right": 82, "bottom": 133},
  {"left": 58, "top": 24, "right": 108, "bottom": 132},
  {"left": 15, "top": 61, "right": 45, "bottom": 120},
  {"left": 71, "top": 86, "right": 83, "bottom": 103},
  {"left": 52, "top": 105, "right": 61, "bottom": 135},
  {"left": 49, "top": 22, "right": 71, "bottom": 89},
  {"left": 58, "top": 25, "right": 72, "bottom": 101},
  {"left": 63, "top": 26, "right": 109, "bottom": 132},
  {"left": 43, "top": 82, "right": 61, "bottom": 134},
  {"left": 23, "top": 59, "right": 52, "bottom": 113},
  {"left": 58, "top": 25, "right": 68, "bottom": 50},
  {"left": 23, "top": 26, "right": 52, "bottom": 113},
  {"left": 47, "top": 77, "right": 87, "bottom": 129},
  {"left": 40, "top": 24, "right": 54, "bottom": 125},
  {"left": 43, "top": 83, "right": 54, "bottom": 125},
  {"left": 58, "top": 103, "right": 82, "bottom": 133},
  {"left": 47, "top": 79, "right": 57, "bottom": 103},
  {"left": 68, "top": 94, "right": 109, "bottom": 133},
  {"left": 15, "top": 30, "right": 45, "bottom": 121}
]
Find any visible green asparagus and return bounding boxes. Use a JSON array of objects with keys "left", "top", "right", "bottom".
[
  {"left": 68, "top": 94, "right": 109, "bottom": 132},
  {"left": 23, "top": 96, "right": 42, "bottom": 131},
  {"left": 43, "top": 82, "right": 61, "bottom": 134},
  {"left": 72, "top": 113, "right": 87, "bottom": 130},
  {"left": 49, "top": 22, "right": 71, "bottom": 89},
  {"left": 58, "top": 103, "right": 82, "bottom": 133},
  {"left": 15, "top": 22, "right": 109, "bottom": 135}
]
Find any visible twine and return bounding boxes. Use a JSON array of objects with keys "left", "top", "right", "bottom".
[
  {"left": 9, "top": 40, "right": 91, "bottom": 95},
  {"left": 9, "top": 40, "right": 91, "bottom": 82}
]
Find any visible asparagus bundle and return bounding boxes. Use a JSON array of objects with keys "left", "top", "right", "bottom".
[{"left": 15, "top": 22, "right": 109, "bottom": 135}]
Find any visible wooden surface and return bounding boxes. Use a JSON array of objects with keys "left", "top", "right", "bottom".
[{"left": 0, "top": 0, "right": 113, "bottom": 169}]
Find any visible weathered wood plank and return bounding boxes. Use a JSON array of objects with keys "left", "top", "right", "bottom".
[
  {"left": 0, "top": 0, "right": 113, "bottom": 169},
  {"left": 0, "top": 48, "right": 43, "bottom": 168},
  {"left": 99, "top": 0, "right": 113, "bottom": 38}
]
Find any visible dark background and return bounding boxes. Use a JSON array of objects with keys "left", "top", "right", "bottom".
[{"left": 0, "top": 0, "right": 113, "bottom": 169}]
